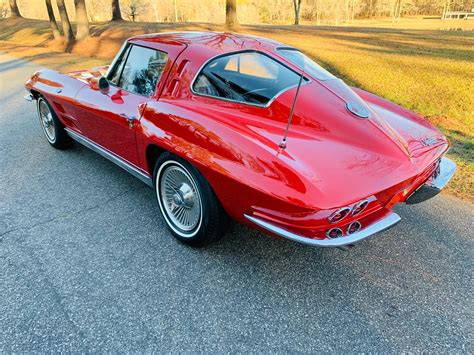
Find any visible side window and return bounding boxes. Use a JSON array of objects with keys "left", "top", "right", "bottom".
[
  {"left": 192, "top": 52, "right": 303, "bottom": 106},
  {"left": 109, "top": 45, "right": 169, "bottom": 97}
]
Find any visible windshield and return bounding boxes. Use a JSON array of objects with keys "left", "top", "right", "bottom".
[{"left": 277, "top": 48, "right": 336, "bottom": 81}]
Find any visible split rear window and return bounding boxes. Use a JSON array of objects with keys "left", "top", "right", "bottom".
[{"left": 192, "top": 52, "right": 305, "bottom": 106}]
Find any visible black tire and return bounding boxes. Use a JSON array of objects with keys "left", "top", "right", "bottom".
[
  {"left": 36, "top": 96, "right": 73, "bottom": 150},
  {"left": 153, "top": 152, "right": 230, "bottom": 247}
]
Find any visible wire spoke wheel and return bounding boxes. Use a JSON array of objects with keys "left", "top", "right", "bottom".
[
  {"left": 154, "top": 153, "right": 229, "bottom": 246},
  {"left": 38, "top": 99, "right": 56, "bottom": 143},
  {"left": 159, "top": 163, "right": 202, "bottom": 235}
]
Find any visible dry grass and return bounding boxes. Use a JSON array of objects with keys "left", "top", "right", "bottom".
[{"left": 1, "top": 17, "right": 472, "bottom": 200}]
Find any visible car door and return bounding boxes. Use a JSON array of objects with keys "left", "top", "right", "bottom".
[{"left": 73, "top": 44, "right": 170, "bottom": 167}]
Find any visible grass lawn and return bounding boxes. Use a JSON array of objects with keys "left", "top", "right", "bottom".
[{"left": 1, "top": 17, "right": 472, "bottom": 200}]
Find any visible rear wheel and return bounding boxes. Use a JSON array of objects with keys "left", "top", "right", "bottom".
[
  {"left": 37, "top": 96, "right": 72, "bottom": 150},
  {"left": 154, "top": 153, "right": 230, "bottom": 247}
]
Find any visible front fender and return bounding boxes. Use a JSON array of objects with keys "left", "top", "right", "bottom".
[
  {"left": 25, "top": 69, "right": 86, "bottom": 98},
  {"left": 25, "top": 69, "right": 87, "bottom": 130}
]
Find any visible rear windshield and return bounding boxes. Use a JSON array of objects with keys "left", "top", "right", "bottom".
[
  {"left": 192, "top": 51, "right": 305, "bottom": 106},
  {"left": 277, "top": 48, "right": 336, "bottom": 81}
]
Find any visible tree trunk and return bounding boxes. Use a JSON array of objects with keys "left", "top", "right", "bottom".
[
  {"left": 56, "top": 0, "right": 75, "bottom": 50},
  {"left": 9, "top": 0, "right": 21, "bottom": 17},
  {"left": 74, "top": 0, "right": 90, "bottom": 40},
  {"left": 45, "top": 0, "right": 62, "bottom": 40},
  {"left": 442, "top": 0, "right": 451, "bottom": 20},
  {"left": 351, "top": 0, "right": 356, "bottom": 22},
  {"left": 174, "top": 0, "right": 178, "bottom": 22},
  {"left": 111, "top": 0, "right": 122, "bottom": 21},
  {"left": 396, "top": 0, "right": 403, "bottom": 22},
  {"left": 391, "top": 0, "right": 397, "bottom": 22},
  {"left": 293, "top": 0, "right": 301, "bottom": 25},
  {"left": 315, "top": 0, "right": 320, "bottom": 25},
  {"left": 225, "top": 0, "right": 238, "bottom": 29}
]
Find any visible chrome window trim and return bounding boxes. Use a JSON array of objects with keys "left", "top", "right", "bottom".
[
  {"left": 65, "top": 128, "right": 153, "bottom": 187},
  {"left": 106, "top": 41, "right": 129, "bottom": 79},
  {"left": 190, "top": 49, "right": 311, "bottom": 108},
  {"left": 245, "top": 211, "right": 401, "bottom": 247}
]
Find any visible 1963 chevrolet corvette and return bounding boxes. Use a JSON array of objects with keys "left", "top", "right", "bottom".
[{"left": 24, "top": 32, "right": 456, "bottom": 247}]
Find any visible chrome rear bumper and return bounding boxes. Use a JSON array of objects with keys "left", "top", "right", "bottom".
[
  {"left": 24, "top": 93, "right": 34, "bottom": 102},
  {"left": 405, "top": 157, "right": 456, "bottom": 204},
  {"left": 245, "top": 212, "right": 401, "bottom": 247}
]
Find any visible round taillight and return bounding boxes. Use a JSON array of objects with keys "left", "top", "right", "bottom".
[
  {"left": 347, "top": 221, "right": 362, "bottom": 235},
  {"left": 352, "top": 200, "right": 368, "bottom": 216},
  {"left": 326, "top": 228, "right": 343, "bottom": 239},
  {"left": 328, "top": 207, "right": 351, "bottom": 223}
]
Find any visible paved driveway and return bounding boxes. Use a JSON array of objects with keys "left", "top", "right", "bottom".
[{"left": 0, "top": 52, "right": 472, "bottom": 352}]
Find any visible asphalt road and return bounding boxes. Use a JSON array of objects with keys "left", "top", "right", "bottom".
[{"left": 0, "top": 52, "right": 473, "bottom": 352}]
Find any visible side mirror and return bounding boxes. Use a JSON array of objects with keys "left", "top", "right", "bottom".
[
  {"left": 98, "top": 76, "right": 110, "bottom": 94},
  {"left": 89, "top": 76, "right": 110, "bottom": 94}
]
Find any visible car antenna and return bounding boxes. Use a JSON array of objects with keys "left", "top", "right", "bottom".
[{"left": 279, "top": 67, "right": 305, "bottom": 151}]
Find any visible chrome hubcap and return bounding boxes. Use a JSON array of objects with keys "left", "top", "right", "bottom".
[
  {"left": 38, "top": 99, "right": 55, "bottom": 142},
  {"left": 160, "top": 164, "right": 201, "bottom": 233}
]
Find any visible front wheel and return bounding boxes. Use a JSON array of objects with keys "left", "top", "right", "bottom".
[
  {"left": 154, "top": 153, "right": 230, "bottom": 247},
  {"left": 36, "top": 96, "right": 73, "bottom": 150}
]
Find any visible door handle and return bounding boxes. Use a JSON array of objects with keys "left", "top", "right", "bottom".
[{"left": 120, "top": 113, "right": 136, "bottom": 128}]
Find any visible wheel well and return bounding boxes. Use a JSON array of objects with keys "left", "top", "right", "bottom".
[
  {"left": 30, "top": 89, "right": 41, "bottom": 100},
  {"left": 146, "top": 144, "right": 167, "bottom": 176}
]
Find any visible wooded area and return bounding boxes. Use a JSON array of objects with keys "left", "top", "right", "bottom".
[
  {"left": 2, "top": 0, "right": 473, "bottom": 27},
  {"left": 1, "top": 0, "right": 472, "bottom": 51}
]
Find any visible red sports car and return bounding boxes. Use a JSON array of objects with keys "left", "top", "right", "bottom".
[{"left": 24, "top": 32, "right": 456, "bottom": 247}]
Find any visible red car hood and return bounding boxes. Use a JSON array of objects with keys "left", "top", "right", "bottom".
[
  {"left": 244, "top": 79, "right": 448, "bottom": 208},
  {"left": 67, "top": 66, "right": 109, "bottom": 83}
]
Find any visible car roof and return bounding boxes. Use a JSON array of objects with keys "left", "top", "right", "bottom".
[{"left": 128, "top": 31, "right": 289, "bottom": 57}]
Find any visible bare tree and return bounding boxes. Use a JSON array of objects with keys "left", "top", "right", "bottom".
[
  {"left": 45, "top": 0, "right": 62, "bottom": 40},
  {"left": 350, "top": 0, "right": 357, "bottom": 22},
  {"left": 225, "top": 0, "right": 238, "bottom": 28},
  {"left": 441, "top": 0, "right": 452, "bottom": 19},
  {"left": 8, "top": 0, "right": 21, "bottom": 17},
  {"left": 392, "top": 0, "right": 403, "bottom": 22},
  {"left": 56, "top": 0, "right": 75, "bottom": 49},
  {"left": 1, "top": 0, "right": 10, "bottom": 18},
  {"left": 123, "top": 0, "right": 146, "bottom": 21},
  {"left": 173, "top": 0, "right": 178, "bottom": 22},
  {"left": 5, "top": 0, "right": 457, "bottom": 27},
  {"left": 111, "top": 0, "right": 122, "bottom": 20},
  {"left": 75, "top": 0, "right": 90, "bottom": 40},
  {"left": 292, "top": 0, "right": 302, "bottom": 24}
]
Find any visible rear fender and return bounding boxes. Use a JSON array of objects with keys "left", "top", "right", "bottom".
[{"left": 138, "top": 99, "right": 321, "bottom": 222}]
